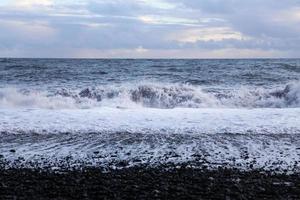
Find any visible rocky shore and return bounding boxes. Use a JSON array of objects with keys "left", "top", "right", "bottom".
[{"left": 1, "top": 166, "right": 300, "bottom": 200}]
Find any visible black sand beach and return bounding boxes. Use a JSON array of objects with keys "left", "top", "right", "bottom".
[{"left": 1, "top": 166, "right": 300, "bottom": 200}]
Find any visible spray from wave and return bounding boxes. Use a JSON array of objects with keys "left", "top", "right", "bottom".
[{"left": 0, "top": 82, "right": 300, "bottom": 109}]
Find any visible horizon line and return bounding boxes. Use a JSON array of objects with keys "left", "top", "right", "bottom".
[{"left": 1, "top": 57, "right": 300, "bottom": 60}]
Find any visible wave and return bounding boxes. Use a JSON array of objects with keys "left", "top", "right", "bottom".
[
  {"left": 218, "top": 82, "right": 300, "bottom": 108},
  {"left": 0, "top": 82, "right": 300, "bottom": 109}
]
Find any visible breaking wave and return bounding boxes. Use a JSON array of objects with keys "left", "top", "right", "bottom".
[{"left": 0, "top": 82, "right": 300, "bottom": 109}]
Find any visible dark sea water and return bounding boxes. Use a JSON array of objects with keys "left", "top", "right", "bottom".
[{"left": 0, "top": 59, "right": 300, "bottom": 171}]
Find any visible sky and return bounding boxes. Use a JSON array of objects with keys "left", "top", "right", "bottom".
[{"left": 0, "top": 0, "right": 300, "bottom": 58}]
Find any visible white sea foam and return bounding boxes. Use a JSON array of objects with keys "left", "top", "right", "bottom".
[
  {"left": 0, "top": 107, "right": 300, "bottom": 134},
  {"left": 0, "top": 88, "right": 79, "bottom": 109},
  {"left": 1, "top": 82, "right": 300, "bottom": 109},
  {"left": 0, "top": 107, "right": 300, "bottom": 171}
]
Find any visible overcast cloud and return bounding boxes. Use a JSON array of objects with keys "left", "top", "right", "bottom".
[{"left": 0, "top": 0, "right": 300, "bottom": 58}]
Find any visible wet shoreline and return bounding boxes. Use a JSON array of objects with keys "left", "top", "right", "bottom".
[{"left": 1, "top": 166, "right": 300, "bottom": 200}]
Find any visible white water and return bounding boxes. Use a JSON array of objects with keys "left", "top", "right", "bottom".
[
  {"left": 1, "top": 82, "right": 300, "bottom": 171},
  {"left": 1, "top": 107, "right": 300, "bottom": 171},
  {"left": 0, "top": 81, "right": 300, "bottom": 109},
  {"left": 1, "top": 107, "right": 300, "bottom": 134}
]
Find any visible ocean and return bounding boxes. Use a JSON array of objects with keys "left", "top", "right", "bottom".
[{"left": 0, "top": 58, "right": 300, "bottom": 171}]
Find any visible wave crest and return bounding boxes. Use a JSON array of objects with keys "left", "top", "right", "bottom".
[
  {"left": 223, "top": 82, "right": 300, "bottom": 108},
  {"left": 1, "top": 82, "right": 300, "bottom": 109},
  {"left": 131, "top": 85, "right": 218, "bottom": 108}
]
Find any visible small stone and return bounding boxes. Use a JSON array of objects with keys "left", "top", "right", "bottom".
[
  {"left": 9, "top": 149, "right": 16, "bottom": 153},
  {"left": 117, "top": 161, "right": 127, "bottom": 167}
]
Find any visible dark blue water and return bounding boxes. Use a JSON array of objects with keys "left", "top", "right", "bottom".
[{"left": 1, "top": 58, "right": 300, "bottom": 89}]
